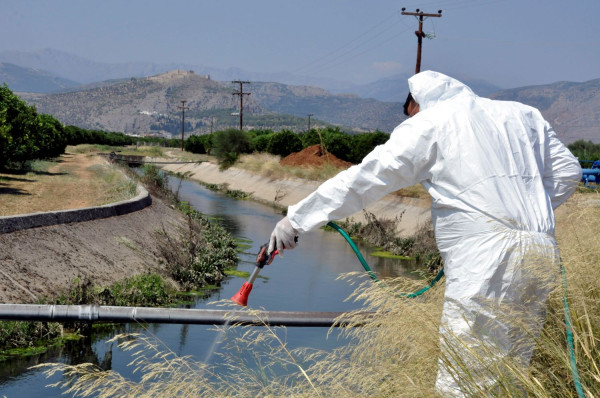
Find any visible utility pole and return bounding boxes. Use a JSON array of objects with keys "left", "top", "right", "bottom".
[
  {"left": 232, "top": 80, "right": 251, "bottom": 131},
  {"left": 307, "top": 114, "right": 313, "bottom": 131},
  {"left": 401, "top": 8, "right": 442, "bottom": 74},
  {"left": 210, "top": 116, "right": 214, "bottom": 134},
  {"left": 177, "top": 100, "right": 189, "bottom": 150}
]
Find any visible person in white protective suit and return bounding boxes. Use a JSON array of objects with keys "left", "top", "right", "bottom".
[{"left": 268, "top": 70, "right": 582, "bottom": 396}]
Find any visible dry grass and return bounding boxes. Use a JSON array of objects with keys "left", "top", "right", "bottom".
[
  {"left": 0, "top": 152, "right": 137, "bottom": 216},
  {"left": 32, "top": 188, "right": 600, "bottom": 396},
  {"left": 237, "top": 152, "right": 349, "bottom": 181},
  {"left": 395, "top": 184, "right": 430, "bottom": 200},
  {"left": 236, "top": 152, "right": 431, "bottom": 200},
  {"left": 161, "top": 147, "right": 211, "bottom": 162}
]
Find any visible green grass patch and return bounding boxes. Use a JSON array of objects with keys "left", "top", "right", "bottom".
[
  {"left": 370, "top": 250, "right": 413, "bottom": 260},
  {"left": 225, "top": 270, "right": 251, "bottom": 278},
  {"left": 0, "top": 329, "right": 83, "bottom": 362},
  {"left": 225, "top": 189, "right": 252, "bottom": 200},
  {"left": 6, "top": 345, "right": 50, "bottom": 358},
  {"left": 235, "top": 243, "right": 253, "bottom": 252},
  {"left": 69, "top": 144, "right": 164, "bottom": 158}
]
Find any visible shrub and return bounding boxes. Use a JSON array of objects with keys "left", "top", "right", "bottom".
[
  {"left": 251, "top": 133, "right": 272, "bottom": 153},
  {"left": 99, "top": 274, "right": 172, "bottom": 306},
  {"left": 568, "top": 139, "right": 600, "bottom": 163},
  {"left": 63, "top": 125, "right": 135, "bottom": 147},
  {"left": 299, "top": 128, "right": 322, "bottom": 148},
  {"left": 185, "top": 134, "right": 212, "bottom": 154},
  {"left": 322, "top": 129, "right": 352, "bottom": 162},
  {"left": 0, "top": 84, "right": 43, "bottom": 167},
  {"left": 140, "top": 164, "right": 172, "bottom": 199},
  {"left": 212, "top": 129, "right": 251, "bottom": 168},
  {"left": 266, "top": 129, "right": 303, "bottom": 157},
  {"left": 350, "top": 131, "right": 390, "bottom": 163},
  {"left": 155, "top": 210, "right": 238, "bottom": 291},
  {"left": 36, "top": 114, "right": 68, "bottom": 159},
  {"left": 299, "top": 127, "right": 352, "bottom": 162}
]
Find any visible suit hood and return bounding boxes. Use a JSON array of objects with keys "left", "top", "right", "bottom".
[{"left": 408, "top": 70, "right": 477, "bottom": 111}]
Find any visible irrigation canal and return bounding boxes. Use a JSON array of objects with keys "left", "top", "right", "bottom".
[{"left": 0, "top": 176, "right": 420, "bottom": 397}]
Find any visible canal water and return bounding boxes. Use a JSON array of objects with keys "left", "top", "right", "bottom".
[{"left": 0, "top": 177, "right": 421, "bottom": 397}]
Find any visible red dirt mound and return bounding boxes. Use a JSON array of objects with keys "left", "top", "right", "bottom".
[{"left": 280, "top": 145, "right": 353, "bottom": 168}]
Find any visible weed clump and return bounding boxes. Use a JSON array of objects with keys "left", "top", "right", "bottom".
[
  {"left": 333, "top": 210, "right": 442, "bottom": 272},
  {"left": 155, "top": 207, "right": 238, "bottom": 291}
]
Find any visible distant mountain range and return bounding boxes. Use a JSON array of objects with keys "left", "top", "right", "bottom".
[
  {"left": 0, "top": 48, "right": 501, "bottom": 100},
  {"left": 17, "top": 70, "right": 403, "bottom": 135},
  {"left": 490, "top": 80, "right": 600, "bottom": 144},
  {"left": 333, "top": 73, "right": 502, "bottom": 102},
  {"left": 0, "top": 62, "right": 79, "bottom": 93},
  {"left": 1, "top": 49, "right": 598, "bottom": 143},
  {"left": 0, "top": 48, "right": 356, "bottom": 94}
]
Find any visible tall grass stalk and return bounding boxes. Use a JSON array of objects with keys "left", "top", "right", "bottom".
[{"left": 36, "top": 193, "right": 599, "bottom": 397}]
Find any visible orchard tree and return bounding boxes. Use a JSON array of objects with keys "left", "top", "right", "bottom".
[
  {"left": 568, "top": 140, "right": 600, "bottom": 162},
  {"left": 350, "top": 131, "right": 390, "bottom": 164},
  {"left": 185, "top": 134, "right": 213, "bottom": 154},
  {"left": 0, "top": 84, "right": 41, "bottom": 167},
  {"left": 36, "top": 114, "right": 67, "bottom": 159},
  {"left": 266, "top": 130, "right": 302, "bottom": 157}
]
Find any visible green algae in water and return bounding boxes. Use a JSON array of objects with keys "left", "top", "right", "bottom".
[
  {"left": 225, "top": 270, "right": 251, "bottom": 278},
  {"left": 235, "top": 238, "right": 253, "bottom": 252},
  {"left": 370, "top": 250, "right": 413, "bottom": 260}
]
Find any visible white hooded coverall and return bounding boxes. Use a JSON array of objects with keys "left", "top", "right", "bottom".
[{"left": 286, "top": 71, "right": 582, "bottom": 396}]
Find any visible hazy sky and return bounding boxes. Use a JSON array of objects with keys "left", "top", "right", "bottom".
[{"left": 1, "top": 0, "right": 598, "bottom": 88}]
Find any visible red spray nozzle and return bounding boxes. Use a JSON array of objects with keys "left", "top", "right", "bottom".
[
  {"left": 231, "top": 236, "right": 296, "bottom": 307},
  {"left": 231, "top": 244, "right": 279, "bottom": 307},
  {"left": 231, "top": 281, "right": 253, "bottom": 306}
]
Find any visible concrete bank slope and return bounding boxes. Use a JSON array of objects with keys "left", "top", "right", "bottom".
[
  {"left": 0, "top": 196, "right": 186, "bottom": 304},
  {"left": 0, "top": 185, "right": 152, "bottom": 235},
  {"left": 160, "top": 161, "right": 432, "bottom": 236}
]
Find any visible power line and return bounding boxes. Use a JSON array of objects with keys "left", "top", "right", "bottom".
[
  {"left": 291, "top": 13, "right": 415, "bottom": 77},
  {"left": 300, "top": 22, "right": 412, "bottom": 77},
  {"left": 291, "top": 13, "right": 400, "bottom": 75},
  {"left": 401, "top": 0, "right": 502, "bottom": 12},
  {"left": 304, "top": 28, "right": 412, "bottom": 76},
  {"left": 292, "top": 1, "right": 501, "bottom": 80}
]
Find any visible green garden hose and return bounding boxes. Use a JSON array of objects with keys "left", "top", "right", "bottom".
[
  {"left": 561, "top": 264, "right": 585, "bottom": 398},
  {"left": 326, "top": 221, "right": 444, "bottom": 297},
  {"left": 327, "top": 221, "right": 584, "bottom": 397}
]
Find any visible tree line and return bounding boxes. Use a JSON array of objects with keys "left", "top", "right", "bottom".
[
  {"left": 1, "top": 83, "right": 391, "bottom": 169},
  {"left": 567, "top": 140, "right": 600, "bottom": 165},
  {"left": 1, "top": 84, "right": 68, "bottom": 168},
  {"left": 185, "top": 127, "right": 391, "bottom": 168},
  {"left": 0, "top": 84, "right": 180, "bottom": 168}
]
